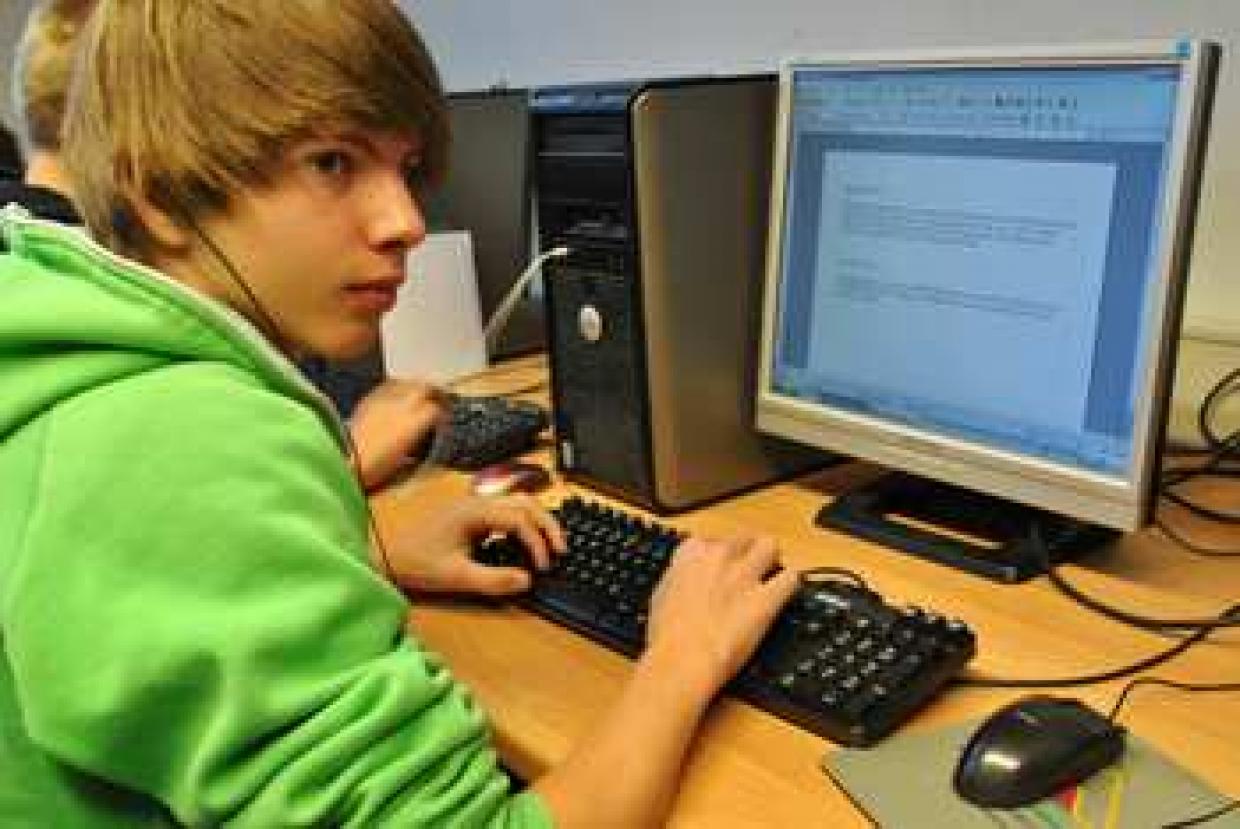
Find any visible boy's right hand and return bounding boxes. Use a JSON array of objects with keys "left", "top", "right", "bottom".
[
  {"left": 643, "top": 535, "right": 799, "bottom": 700},
  {"left": 387, "top": 493, "right": 566, "bottom": 597}
]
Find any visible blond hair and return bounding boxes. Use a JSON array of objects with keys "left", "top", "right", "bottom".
[
  {"left": 62, "top": 0, "right": 448, "bottom": 257},
  {"left": 11, "top": 0, "right": 97, "bottom": 157}
]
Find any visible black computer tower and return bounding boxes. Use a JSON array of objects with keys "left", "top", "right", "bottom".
[
  {"left": 534, "top": 77, "right": 829, "bottom": 513},
  {"left": 425, "top": 89, "right": 543, "bottom": 359}
]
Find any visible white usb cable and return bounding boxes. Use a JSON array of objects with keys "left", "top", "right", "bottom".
[{"left": 483, "top": 245, "right": 571, "bottom": 350}]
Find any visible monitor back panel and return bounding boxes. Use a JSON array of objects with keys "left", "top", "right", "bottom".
[{"left": 425, "top": 90, "right": 542, "bottom": 359}]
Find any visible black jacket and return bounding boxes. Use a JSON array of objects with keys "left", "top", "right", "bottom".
[{"left": 0, "top": 178, "right": 81, "bottom": 226}]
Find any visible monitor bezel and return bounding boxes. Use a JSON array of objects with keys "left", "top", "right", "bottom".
[{"left": 756, "top": 40, "right": 1218, "bottom": 531}]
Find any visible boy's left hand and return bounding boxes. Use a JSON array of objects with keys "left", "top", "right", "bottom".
[{"left": 349, "top": 378, "right": 445, "bottom": 490}]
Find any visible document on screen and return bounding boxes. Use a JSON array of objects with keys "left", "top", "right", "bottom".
[{"left": 807, "top": 151, "right": 1116, "bottom": 433}]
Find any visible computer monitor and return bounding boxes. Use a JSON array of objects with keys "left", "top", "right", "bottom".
[
  {"left": 423, "top": 88, "right": 542, "bottom": 359},
  {"left": 756, "top": 41, "right": 1219, "bottom": 581}
]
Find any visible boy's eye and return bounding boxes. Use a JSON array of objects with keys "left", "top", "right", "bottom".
[{"left": 310, "top": 150, "right": 351, "bottom": 177}]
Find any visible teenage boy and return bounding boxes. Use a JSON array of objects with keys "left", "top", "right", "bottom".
[
  {"left": 0, "top": 1, "right": 798, "bottom": 827},
  {"left": 5, "top": 0, "right": 442, "bottom": 489}
]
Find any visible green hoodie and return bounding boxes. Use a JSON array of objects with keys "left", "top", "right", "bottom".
[{"left": 0, "top": 208, "right": 552, "bottom": 828}]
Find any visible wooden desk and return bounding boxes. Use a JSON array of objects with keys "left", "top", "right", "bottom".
[{"left": 374, "top": 356, "right": 1240, "bottom": 827}]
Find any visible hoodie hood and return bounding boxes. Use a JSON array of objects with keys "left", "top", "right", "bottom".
[{"left": 0, "top": 204, "right": 343, "bottom": 445}]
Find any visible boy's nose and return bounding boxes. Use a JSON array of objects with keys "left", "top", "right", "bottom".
[{"left": 369, "top": 173, "right": 426, "bottom": 252}]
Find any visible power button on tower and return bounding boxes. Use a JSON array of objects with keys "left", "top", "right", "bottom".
[{"left": 578, "top": 305, "right": 604, "bottom": 343}]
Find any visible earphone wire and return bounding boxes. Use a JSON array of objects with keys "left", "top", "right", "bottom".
[
  {"left": 188, "top": 219, "right": 400, "bottom": 582},
  {"left": 189, "top": 222, "right": 291, "bottom": 357}
]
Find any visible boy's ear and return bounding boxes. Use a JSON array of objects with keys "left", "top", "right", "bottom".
[
  {"left": 127, "top": 189, "right": 192, "bottom": 252},
  {"left": 113, "top": 159, "right": 192, "bottom": 253}
]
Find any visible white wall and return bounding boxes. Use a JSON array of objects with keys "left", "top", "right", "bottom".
[
  {"left": 402, "top": 0, "right": 1238, "bottom": 336},
  {"left": 0, "top": 0, "right": 38, "bottom": 134},
  {"left": 402, "top": 0, "right": 1240, "bottom": 443},
  {"left": 1, "top": 2, "right": 1231, "bottom": 436}
]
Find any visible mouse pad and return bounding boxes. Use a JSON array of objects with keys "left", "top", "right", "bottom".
[{"left": 823, "top": 721, "right": 1238, "bottom": 828}]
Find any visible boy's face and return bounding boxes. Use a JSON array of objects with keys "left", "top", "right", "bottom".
[{"left": 174, "top": 128, "right": 427, "bottom": 360}]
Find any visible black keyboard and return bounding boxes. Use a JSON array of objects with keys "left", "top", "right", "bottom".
[
  {"left": 476, "top": 496, "right": 977, "bottom": 746},
  {"left": 420, "top": 394, "right": 550, "bottom": 470}
]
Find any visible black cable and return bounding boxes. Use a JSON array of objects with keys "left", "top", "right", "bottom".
[
  {"left": 818, "top": 762, "right": 880, "bottom": 828},
  {"left": 1104, "top": 677, "right": 1240, "bottom": 829},
  {"left": 1197, "top": 366, "right": 1240, "bottom": 451},
  {"left": 799, "top": 566, "right": 869, "bottom": 590},
  {"left": 1043, "top": 565, "right": 1240, "bottom": 633},
  {"left": 956, "top": 622, "right": 1215, "bottom": 689},
  {"left": 1107, "top": 676, "right": 1240, "bottom": 721},
  {"left": 1151, "top": 367, "right": 1240, "bottom": 560},
  {"left": 1160, "top": 488, "right": 1240, "bottom": 525},
  {"left": 342, "top": 425, "right": 400, "bottom": 584},
  {"left": 188, "top": 217, "right": 400, "bottom": 583},
  {"left": 1163, "top": 430, "right": 1240, "bottom": 483},
  {"left": 1164, "top": 799, "right": 1240, "bottom": 828},
  {"left": 956, "top": 530, "right": 1239, "bottom": 686},
  {"left": 1162, "top": 431, "right": 1240, "bottom": 482},
  {"left": 189, "top": 222, "right": 292, "bottom": 357},
  {"left": 1161, "top": 431, "right": 1240, "bottom": 505},
  {"left": 1153, "top": 366, "right": 1240, "bottom": 558},
  {"left": 1156, "top": 460, "right": 1240, "bottom": 555},
  {"left": 1021, "top": 520, "right": 1240, "bottom": 633},
  {"left": 1155, "top": 516, "right": 1240, "bottom": 558},
  {"left": 1164, "top": 443, "right": 1232, "bottom": 460},
  {"left": 1161, "top": 463, "right": 1240, "bottom": 490}
]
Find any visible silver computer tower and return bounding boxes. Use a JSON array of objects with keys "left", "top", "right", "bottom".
[{"left": 537, "top": 77, "right": 831, "bottom": 512}]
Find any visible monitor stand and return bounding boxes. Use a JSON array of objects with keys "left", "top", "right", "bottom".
[{"left": 816, "top": 474, "right": 1120, "bottom": 583}]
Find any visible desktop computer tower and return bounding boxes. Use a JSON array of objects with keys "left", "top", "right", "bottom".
[{"left": 534, "top": 77, "right": 829, "bottom": 513}]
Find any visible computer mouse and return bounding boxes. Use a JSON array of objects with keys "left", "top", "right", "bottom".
[
  {"left": 953, "top": 695, "right": 1126, "bottom": 809},
  {"left": 470, "top": 461, "right": 552, "bottom": 497}
]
